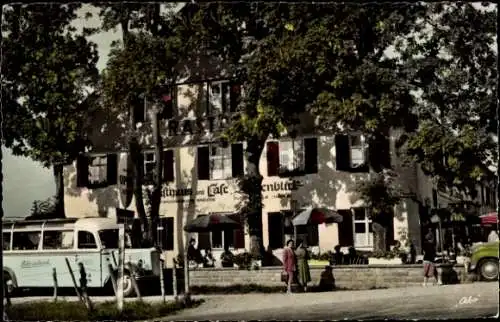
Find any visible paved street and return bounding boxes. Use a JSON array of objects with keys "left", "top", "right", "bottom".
[
  {"left": 163, "top": 282, "right": 498, "bottom": 320},
  {"left": 8, "top": 282, "right": 498, "bottom": 320}
]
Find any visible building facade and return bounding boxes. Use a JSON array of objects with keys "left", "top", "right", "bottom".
[{"left": 63, "top": 78, "right": 496, "bottom": 264}]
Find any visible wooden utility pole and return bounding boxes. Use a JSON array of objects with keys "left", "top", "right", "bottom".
[{"left": 117, "top": 225, "right": 125, "bottom": 312}]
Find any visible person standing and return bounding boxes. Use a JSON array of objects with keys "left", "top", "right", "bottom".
[
  {"left": 422, "top": 239, "right": 439, "bottom": 286},
  {"left": 282, "top": 239, "right": 297, "bottom": 294},
  {"left": 295, "top": 240, "right": 311, "bottom": 292}
]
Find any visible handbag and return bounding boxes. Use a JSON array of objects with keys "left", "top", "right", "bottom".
[{"left": 280, "top": 271, "right": 288, "bottom": 283}]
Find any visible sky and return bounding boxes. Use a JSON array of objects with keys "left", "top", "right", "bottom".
[{"left": 2, "top": 2, "right": 497, "bottom": 218}]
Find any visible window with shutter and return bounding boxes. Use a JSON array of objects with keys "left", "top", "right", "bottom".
[
  {"left": 157, "top": 86, "right": 177, "bottom": 120},
  {"left": 143, "top": 152, "right": 156, "bottom": 185},
  {"left": 231, "top": 143, "right": 244, "bottom": 177},
  {"left": 162, "top": 217, "right": 174, "bottom": 251},
  {"left": 279, "top": 139, "right": 304, "bottom": 173},
  {"left": 353, "top": 208, "right": 373, "bottom": 248},
  {"left": 197, "top": 146, "right": 210, "bottom": 180},
  {"left": 76, "top": 155, "right": 89, "bottom": 188},
  {"left": 304, "top": 137, "right": 318, "bottom": 174},
  {"left": 162, "top": 150, "right": 175, "bottom": 182},
  {"left": 106, "top": 154, "right": 118, "bottom": 185},
  {"left": 132, "top": 96, "right": 145, "bottom": 123},
  {"left": 335, "top": 135, "right": 351, "bottom": 171},
  {"left": 229, "top": 83, "right": 241, "bottom": 112},
  {"left": 267, "top": 142, "right": 280, "bottom": 176},
  {"left": 196, "top": 215, "right": 211, "bottom": 250},
  {"left": 337, "top": 209, "right": 354, "bottom": 247},
  {"left": 267, "top": 212, "right": 285, "bottom": 249},
  {"left": 229, "top": 214, "right": 245, "bottom": 249}
]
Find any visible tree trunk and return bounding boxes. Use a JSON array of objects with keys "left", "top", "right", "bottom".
[
  {"left": 240, "top": 138, "right": 266, "bottom": 257},
  {"left": 53, "top": 163, "right": 65, "bottom": 218},
  {"left": 148, "top": 104, "right": 163, "bottom": 246}
]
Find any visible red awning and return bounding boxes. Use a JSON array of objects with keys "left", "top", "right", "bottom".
[{"left": 480, "top": 212, "right": 498, "bottom": 226}]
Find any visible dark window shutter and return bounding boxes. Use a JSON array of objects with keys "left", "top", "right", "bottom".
[
  {"left": 229, "top": 214, "right": 245, "bottom": 249},
  {"left": 335, "top": 135, "right": 350, "bottom": 171},
  {"left": 267, "top": 142, "right": 280, "bottom": 176},
  {"left": 159, "top": 87, "right": 176, "bottom": 120},
  {"left": 137, "top": 152, "right": 145, "bottom": 184},
  {"left": 304, "top": 137, "right": 318, "bottom": 174},
  {"left": 337, "top": 210, "right": 354, "bottom": 247},
  {"left": 231, "top": 143, "right": 244, "bottom": 177},
  {"left": 133, "top": 96, "right": 145, "bottom": 123},
  {"left": 196, "top": 215, "right": 211, "bottom": 249},
  {"left": 106, "top": 154, "right": 118, "bottom": 185},
  {"left": 229, "top": 83, "right": 241, "bottom": 112},
  {"left": 381, "top": 137, "right": 391, "bottom": 169},
  {"left": 165, "top": 217, "right": 174, "bottom": 251},
  {"left": 197, "top": 146, "right": 210, "bottom": 180},
  {"left": 76, "top": 155, "right": 89, "bottom": 187},
  {"left": 162, "top": 150, "right": 175, "bottom": 182}
]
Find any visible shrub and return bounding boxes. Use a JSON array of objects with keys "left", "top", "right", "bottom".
[
  {"left": 310, "top": 251, "right": 332, "bottom": 261},
  {"left": 233, "top": 252, "right": 254, "bottom": 270},
  {"left": 6, "top": 299, "right": 204, "bottom": 321}
]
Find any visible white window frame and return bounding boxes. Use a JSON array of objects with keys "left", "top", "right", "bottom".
[
  {"left": 349, "top": 134, "right": 366, "bottom": 168},
  {"left": 88, "top": 155, "right": 108, "bottom": 185},
  {"left": 279, "top": 138, "right": 305, "bottom": 172},
  {"left": 353, "top": 208, "right": 373, "bottom": 248},
  {"left": 143, "top": 151, "right": 156, "bottom": 181},
  {"left": 208, "top": 81, "right": 231, "bottom": 114},
  {"left": 209, "top": 144, "right": 232, "bottom": 180}
]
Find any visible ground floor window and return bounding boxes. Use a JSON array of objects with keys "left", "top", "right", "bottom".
[
  {"left": 353, "top": 208, "right": 373, "bottom": 248},
  {"left": 197, "top": 214, "right": 245, "bottom": 250},
  {"left": 267, "top": 211, "right": 319, "bottom": 249},
  {"left": 337, "top": 208, "right": 374, "bottom": 249}
]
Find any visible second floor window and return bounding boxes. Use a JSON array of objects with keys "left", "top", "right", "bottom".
[
  {"left": 140, "top": 150, "right": 175, "bottom": 185},
  {"left": 210, "top": 146, "right": 232, "bottom": 180},
  {"left": 207, "top": 81, "right": 241, "bottom": 115},
  {"left": 197, "top": 143, "right": 244, "bottom": 180},
  {"left": 76, "top": 153, "right": 118, "bottom": 188},
  {"left": 267, "top": 137, "right": 318, "bottom": 177},
  {"left": 279, "top": 139, "right": 305, "bottom": 172},
  {"left": 335, "top": 134, "right": 369, "bottom": 173},
  {"left": 88, "top": 156, "right": 108, "bottom": 185}
]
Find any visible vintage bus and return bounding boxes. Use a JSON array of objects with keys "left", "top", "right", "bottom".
[{"left": 2, "top": 217, "right": 162, "bottom": 297}]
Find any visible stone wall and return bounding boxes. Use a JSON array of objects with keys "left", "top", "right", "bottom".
[{"left": 188, "top": 264, "right": 469, "bottom": 290}]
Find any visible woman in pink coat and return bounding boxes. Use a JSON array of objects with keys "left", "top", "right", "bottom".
[{"left": 282, "top": 239, "right": 297, "bottom": 294}]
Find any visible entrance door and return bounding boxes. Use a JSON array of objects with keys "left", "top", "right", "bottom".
[{"left": 268, "top": 213, "right": 284, "bottom": 249}]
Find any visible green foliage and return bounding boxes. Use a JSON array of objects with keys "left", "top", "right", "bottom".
[
  {"left": 353, "top": 171, "right": 403, "bottom": 218},
  {"left": 5, "top": 299, "right": 204, "bottom": 321},
  {"left": 28, "top": 197, "right": 58, "bottom": 219},
  {"left": 233, "top": 252, "right": 255, "bottom": 270},
  {"left": 397, "top": 3, "right": 497, "bottom": 195},
  {"left": 2, "top": 4, "right": 99, "bottom": 167}
]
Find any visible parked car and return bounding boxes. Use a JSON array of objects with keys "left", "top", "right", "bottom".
[{"left": 467, "top": 241, "right": 499, "bottom": 281}]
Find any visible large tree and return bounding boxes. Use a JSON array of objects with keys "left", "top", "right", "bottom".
[
  {"left": 181, "top": 2, "right": 429, "bottom": 254},
  {"left": 397, "top": 2, "right": 497, "bottom": 198},
  {"left": 1, "top": 4, "right": 99, "bottom": 217},
  {"left": 98, "top": 3, "right": 185, "bottom": 244}
]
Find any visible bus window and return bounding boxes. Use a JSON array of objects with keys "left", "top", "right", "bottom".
[
  {"left": 3, "top": 232, "right": 11, "bottom": 250},
  {"left": 43, "top": 231, "right": 74, "bottom": 250},
  {"left": 12, "top": 231, "right": 41, "bottom": 250},
  {"left": 99, "top": 229, "right": 119, "bottom": 249},
  {"left": 78, "top": 231, "right": 97, "bottom": 249}
]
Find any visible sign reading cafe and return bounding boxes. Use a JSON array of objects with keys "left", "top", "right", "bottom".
[{"left": 160, "top": 179, "right": 303, "bottom": 203}]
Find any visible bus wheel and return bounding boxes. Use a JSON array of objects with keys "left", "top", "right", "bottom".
[{"left": 4, "top": 272, "right": 16, "bottom": 296}]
